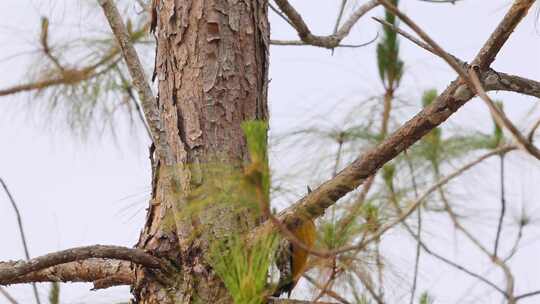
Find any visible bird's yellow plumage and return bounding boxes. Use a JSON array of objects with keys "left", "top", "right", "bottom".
[
  {"left": 291, "top": 219, "right": 316, "bottom": 284},
  {"left": 273, "top": 218, "right": 317, "bottom": 297}
]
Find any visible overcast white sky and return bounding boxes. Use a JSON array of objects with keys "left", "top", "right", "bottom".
[{"left": 1, "top": 1, "right": 540, "bottom": 303}]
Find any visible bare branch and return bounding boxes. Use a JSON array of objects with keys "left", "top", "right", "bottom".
[
  {"left": 376, "top": 0, "right": 473, "bottom": 88},
  {"left": 97, "top": 0, "right": 173, "bottom": 164},
  {"left": 515, "top": 289, "right": 540, "bottom": 301},
  {"left": 268, "top": 2, "right": 294, "bottom": 28},
  {"left": 249, "top": 0, "right": 536, "bottom": 240},
  {"left": 303, "top": 275, "right": 352, "bottom": 304},
  {"left": 529, "top": 117, "right": 540, "bottom": 143},
  {"left": 39, "top": 17, "right": 65, "bottom": 72},
  {"left": 371, "top": 16, "right": 540, "bottom": 102},
  {"left": 335, "top": 0, "right": 380, "bottom": 42},
  {"left": 272, "top": 0, "right": 379, "bottom": 48},
  {"left": 413, "top": 232, "right": 507, "bottom": 296},
  {"left": 5, "top": 259, "right": 134, "bottom": 289},
  {"left": 487, "top": 71, "right": 540, "bottom": 100},
  {"left": 504, "top": 221, "right": 524, "bottom": 262},
  {"left": 409, "top": 202, "right": 422, "bottom": 304},
  {"left": 270, "top": 36, "right": 378, "bottom": 48},
  {"left": 351, "top": 145, "right": 516, "bottom": 254},
  {"left": 0, "top": 245, "right": 162, "bottom": 284},
  {"left": 472, "top": 0, "right": 536, "bottom": 70},
  {"left": 0, "top": 287, "right": 19, "bottom": 304},
  {"left": 387, "top": 154, "right": 511, "bottom": 298},
  {"left": 351, "top": 267, "right": 384, "bottom": 304},
  {"left": 469, "top": 67, "right": 540, "bottom": 160}
]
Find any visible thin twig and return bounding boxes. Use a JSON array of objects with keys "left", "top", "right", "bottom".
[
  {"left": 332, "top": 136, "right": 345, "bottom": 178},
  {"left": 0, "top": 178, "right": 41, "bottom": 304},
  {"left": 409, "top": 186, "right": 422, "bottom": 304},
  {"left": 342, "top": 145, "right": 516, "bottom": 255},
  {"left": 375, "top": 240, "right": 384, "bottom": 301},
  {"left": 527, "top": 117, "right": 540, "bottom": 143},
  {"left": 114, "top": 66, "right": 153, "bottom": 140},
  {"left": 493, "top": 153, "right": 506, "bottom": 257},
  {"left": 333, "top": 0, "right": 348, "bottom": 35},
  {"left": 434, "top": 163, "right": 516, "bottom": 301},
  {"left": 312, "top": 260, "right": 338, "bottom": 303},
  {"left": 351, "top": 267, "right": 385, "bottom": 304},
  {"left": 303, "top": 275, "right": 351, "bottom": 304},
  {"left": 376, "top": 0, "right": 474, "bottom": 89},
  {"left": 386, "top": 167, "right": 508, "bottom": 299},
  {"left": 413, "top": 232, "right": 507, "bottom": 296},
  {"left": 515, "top": 289, "right": 540, "bottom": 301},
  {"left": 270, "top": 33, "right": 379, "bottom": 48},
  {"left": 269, "top": 2, "right": 295, "bottom": 28},
  {"left": 504, "top": 221, "right": 524, "bottom": 262},
  {"left": 272, "top": 0, "right": 379, "bottom": 48},
  {"left": 0, "top": 287, "right": 19, "bottom": 304}
]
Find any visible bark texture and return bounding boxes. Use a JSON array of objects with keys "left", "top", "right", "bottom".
[{"left": 134, "top": 0, "right": 269, "bottom": 303}]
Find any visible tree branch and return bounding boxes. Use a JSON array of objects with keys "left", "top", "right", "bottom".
[
  {"left": 4, "top": 259, "right": 134, "bottom": 289},
  {"left": 97, "top": 0, "right": 173, "bottom": 164},
  {"left": 0, "top": 245, "right": 161, "bottom": 285},
  {"left": 272, "top": 0, "right": 379, "bottom": 48},
  {"left": 250, "top": 0, "right": 535, "bottom": 239},
  {"left": 371, "top": 15, "right": 540, "bottom": 101},
  {"left": 469, "top": 67, "right": 540, "bottom": 160},
  {"left": 472, "top": 0, "right": 536, "bottom": 70}
]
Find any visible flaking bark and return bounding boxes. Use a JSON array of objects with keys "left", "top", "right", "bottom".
[{"left": 133, "top": 0, "right": 269, "bottom": 303}]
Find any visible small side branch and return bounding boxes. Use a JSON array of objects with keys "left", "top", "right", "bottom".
[
  {"left": 272, "top": 0, "right": 379, "bottom": 48},
  {"left": 469, "top": 67, "right": 540, "bottom": 160},
  {"left": 97, "top": 0, "right": 173, "bottom": 164},
  {"left": 0, "top": 287, "right": 19, "bottom": 304}
]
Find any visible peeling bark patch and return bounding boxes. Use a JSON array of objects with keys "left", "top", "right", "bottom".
[
  {"left": 207, "top": 22, "right": 221, "bottom": 42},
  {"left": 182, "top": 98, "right": 203, "bottom": 147}
]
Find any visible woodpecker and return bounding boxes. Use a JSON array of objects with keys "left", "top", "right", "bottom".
[{"left": 273, "top": 196, "right": 317, "bottom": 298}]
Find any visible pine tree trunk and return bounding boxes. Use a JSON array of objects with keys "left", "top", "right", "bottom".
[{"left": 133, "top": 0, "right": 269, "bottom": 303}]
